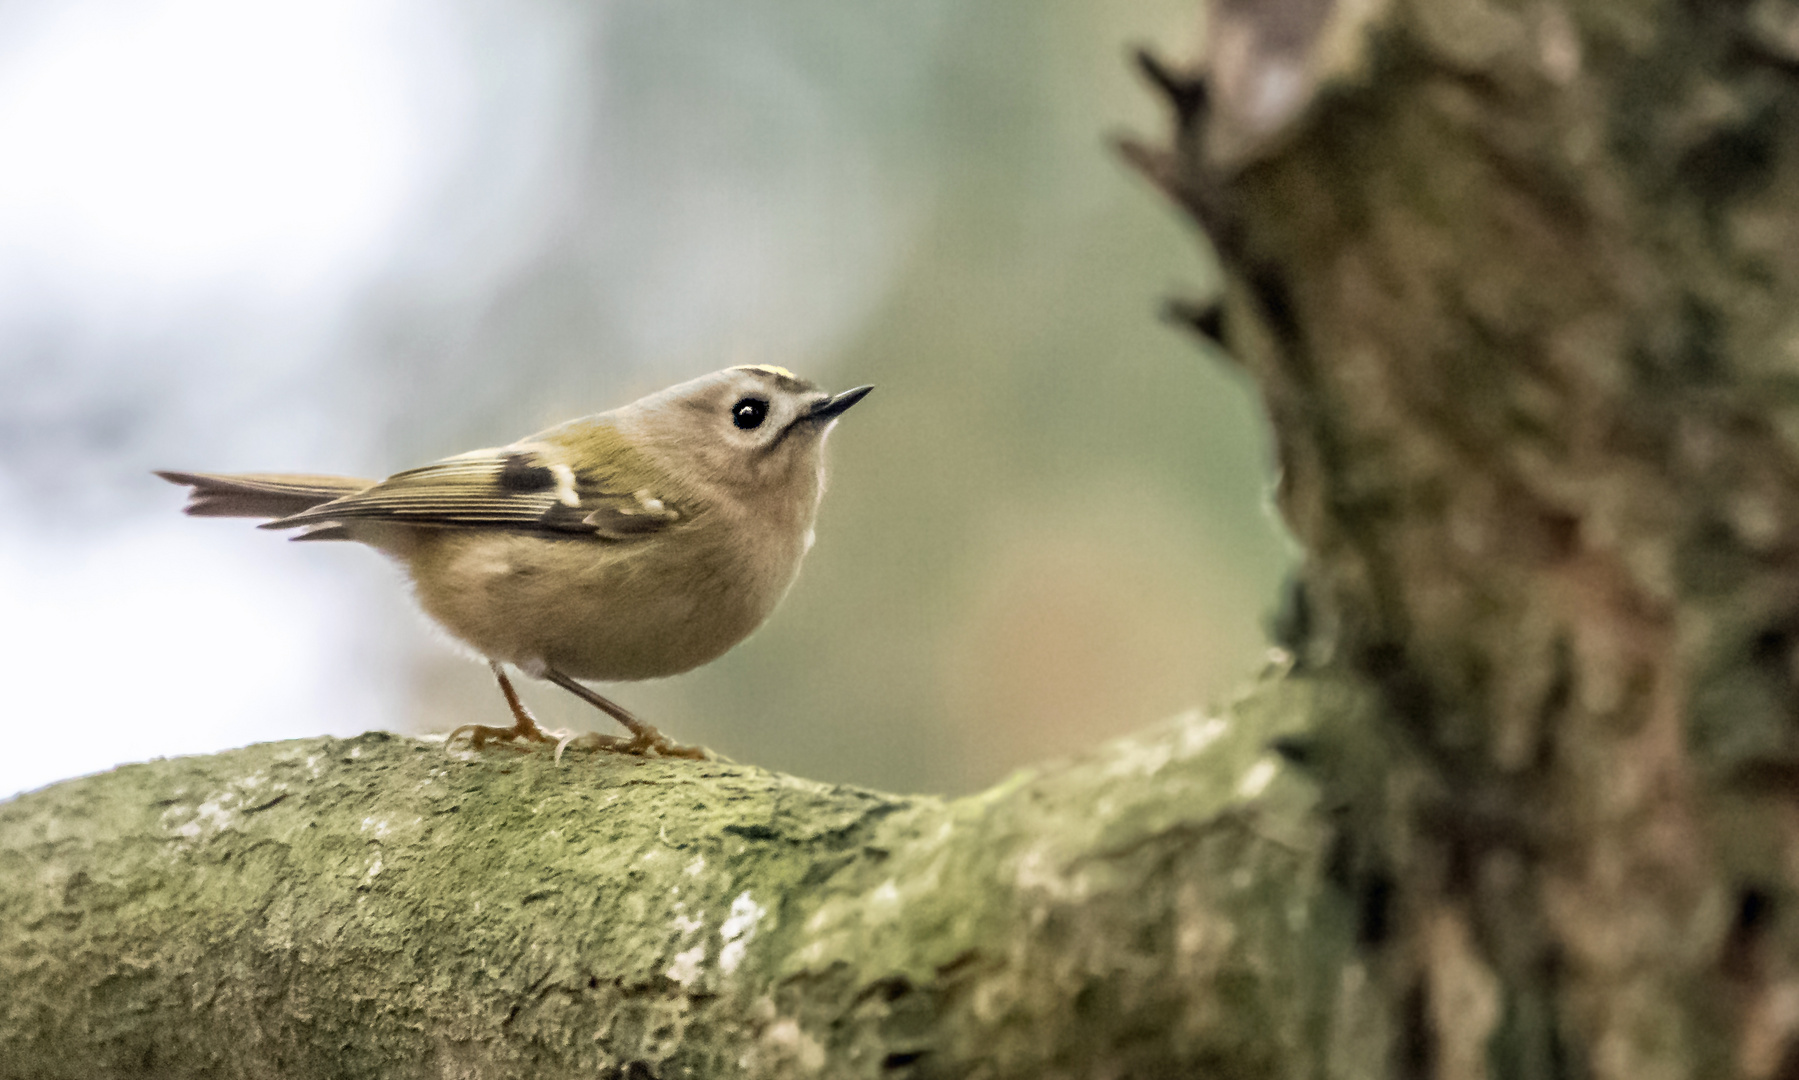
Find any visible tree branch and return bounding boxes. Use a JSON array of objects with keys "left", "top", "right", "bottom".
[{"left": 0, "top": 668, "right": 1356, "bottom": 1079}]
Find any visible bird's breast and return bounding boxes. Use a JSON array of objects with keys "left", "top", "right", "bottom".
[{"left": 403, "top": 502, "right": 815, "bottom": 682}]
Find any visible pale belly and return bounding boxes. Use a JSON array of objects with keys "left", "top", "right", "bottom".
[{"left": 395, "top": 525, "right": 806, "bottom": 681}]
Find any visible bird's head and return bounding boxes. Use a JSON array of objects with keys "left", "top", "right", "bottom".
[{"left": 617, "top": 365, "right": 873, "bottom": 499}]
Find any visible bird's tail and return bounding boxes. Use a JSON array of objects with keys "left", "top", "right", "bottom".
[{"left": 155, "top": 471, "right": 373, "bottom": 522}]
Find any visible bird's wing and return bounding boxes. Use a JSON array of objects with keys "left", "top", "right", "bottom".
[{"left": 262, "top": 443, "right": 683, "bottom": 540}]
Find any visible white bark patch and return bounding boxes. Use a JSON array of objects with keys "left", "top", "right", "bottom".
[
  {"left": 1103, "top": 738, "right": 1173, "bottom": 779},
  {"left": 1175, "top": 713, "right": 1230, "bottom": 760},
  {"left": 172, "top": 796, "right": 238, "bottom": 841},
  {"left": 1235, "top": 758, "right": 1279, "bottom": 799},
  {"left": 1013, "top": 846, "right": 1089, "bottom": 901},
  {"left": 761, "top": 1018, "right": 826, "bottom": 1074},
  {"left": 867, "top": 879, "right": 902, "bottom": 920},
  {"left": 1172, "top": 880, "right": 1237, "bottom": 985},
  {"left": 160, "top": 770, "right": 279, "bottom": 846},
  {"left": 665, "top": 944, "right": 706, "bottom": 986},
  {"left": 719, "top": 891, "right": 767, "bottom": 975}
]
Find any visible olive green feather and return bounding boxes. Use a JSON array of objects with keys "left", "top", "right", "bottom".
[{"left": 258, "top": 424, "right": 687, "bottom": 540}]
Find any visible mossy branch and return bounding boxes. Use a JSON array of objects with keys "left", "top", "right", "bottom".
[{"left": 0, "top": 667, "right": 1363, "bottom": 1080}]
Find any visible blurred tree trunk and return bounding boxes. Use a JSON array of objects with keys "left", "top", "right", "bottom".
[
  {"left": 1122, "top": 0, "right": 1799, "bottom": 1076},
  {"left": 7, "top": 0, "right": 1799, "bottom": 1077}
]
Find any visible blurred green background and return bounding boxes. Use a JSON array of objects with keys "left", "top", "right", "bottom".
[{"left": 0, "top": 0, "right": 1288, "bottom": 797}]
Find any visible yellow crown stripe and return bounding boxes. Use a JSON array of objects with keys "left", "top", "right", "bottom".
[{"left": 731, "top": 364, "right": 799, "bottom": 380}]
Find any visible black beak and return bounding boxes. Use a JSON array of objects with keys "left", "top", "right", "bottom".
[{"left": 807, "top": 385, "right": 873, "bottom": 420}]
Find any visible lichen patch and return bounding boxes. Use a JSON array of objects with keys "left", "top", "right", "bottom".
[
  {"left": 1175, "top": 713, "right": 1230, "bottom": 759},
  {"left": 665, "top": 944, "right": 706, "bottom": 986},
  {"left": 159, "top": 770, "right": 282, "bottom": 847},
  {"left": 672, "top": 908, "right": 705, "bottom": 937},
  {"left": 719, "top": 891, "right": 767, "bottom": 975},
  {"left": 1235, "top": 758, "right": 1280, "bottom": 799}
]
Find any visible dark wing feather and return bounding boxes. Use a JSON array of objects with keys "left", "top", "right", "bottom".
[{"left": 262, "top": 447, "right": 680, "bottom": 539}]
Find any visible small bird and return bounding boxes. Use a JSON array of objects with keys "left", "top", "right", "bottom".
[{"left": 158, "top": 365, "right": 871, "bottom": 760}]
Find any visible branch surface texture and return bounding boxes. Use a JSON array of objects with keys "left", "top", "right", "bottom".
[{"left": 0, "top": 671, "right": 1345, "bottom": 1079}]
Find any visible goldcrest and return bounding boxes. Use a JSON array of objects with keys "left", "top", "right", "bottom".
[{"left": 158, "top": 365, "right": 872, "bottom": 759}]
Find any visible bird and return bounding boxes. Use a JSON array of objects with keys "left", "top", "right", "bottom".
[{"left": 158, "top": 365, "right": 871, "bottom": 760}]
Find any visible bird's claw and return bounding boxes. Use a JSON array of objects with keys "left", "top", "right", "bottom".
[
  {"left": 638, "top": 734, "right": 711, "bottom": 761},
  {"left": 550, "top": 727, "right": 711, "bottom": 763},
  {"left": 552, "top": 729, "right": 628, "bottom": 763},
  {"left": 446, "top": 722, "right": 553, "bottom": 751},
  {"left": 449, "top": 722, "right": 707, "bottom": 762}
]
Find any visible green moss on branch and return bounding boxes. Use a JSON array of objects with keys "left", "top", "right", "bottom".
[{"left": 0, "top": 667, "right": 1367, "bottom": 1079}]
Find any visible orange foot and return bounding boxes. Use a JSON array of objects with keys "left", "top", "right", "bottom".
[
  {"left": 450, "top": 662, "right": 713, "bottom": 763},
  {"left": 447, "top": 663, "right": 562, "bottom": 752},
  {"left": 552, "top": 728, "right": 711, "bottom": 763},
  {"left": 540, "top": 666, "right": 711, "bottom": 762},
  {"left": 445, "top": 720, "right": 556, "bottom": 751}
]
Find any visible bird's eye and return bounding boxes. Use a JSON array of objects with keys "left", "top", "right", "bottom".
[{"left": 732, "top": 397, "right": 770, "bottom": 430}]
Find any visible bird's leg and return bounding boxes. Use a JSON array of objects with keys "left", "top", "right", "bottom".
[
  {"left": 542, "top": 667, "right": 709, "bottom": 760},
  {"left": 446, "top": 662, "right": 564, "bottom": 750}
]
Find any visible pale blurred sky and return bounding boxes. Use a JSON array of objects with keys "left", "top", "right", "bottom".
[
  {"left": 0, "top": 0, "right": 1284, "bottom": 799},
  {"left": 0, "top": 0, "right": 456, "bottom": 794}
]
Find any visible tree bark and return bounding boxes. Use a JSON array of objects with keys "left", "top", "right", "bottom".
[{"left": 1121, "top": 0, "right": 1799, "bottom": 1077}]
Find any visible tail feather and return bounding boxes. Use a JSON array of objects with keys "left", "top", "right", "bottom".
[{"left": 155, "top": 471, "right": 373, "bottom": 521}]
